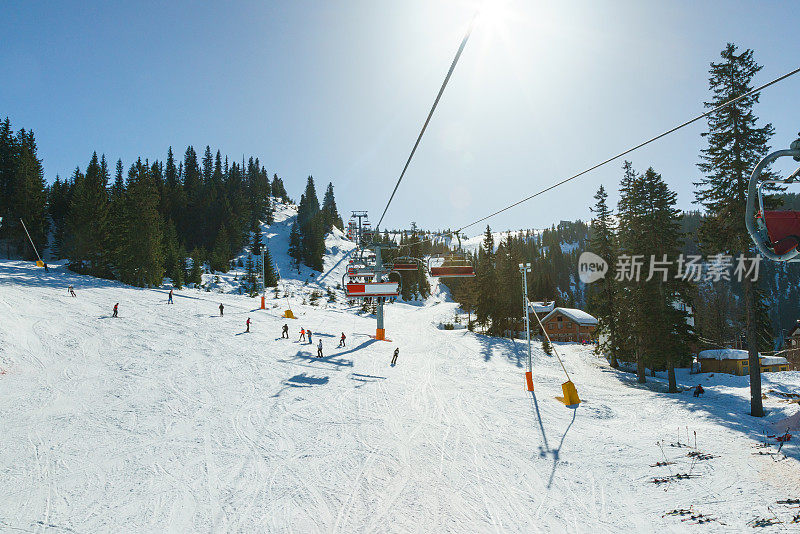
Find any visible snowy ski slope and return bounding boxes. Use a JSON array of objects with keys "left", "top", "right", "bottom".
[{"left": 2, "top": 210, "right": 800, "bottom": 532}]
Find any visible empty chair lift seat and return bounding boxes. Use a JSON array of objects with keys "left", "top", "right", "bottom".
[{"left": 760, "top": 211, "right": 800, "bottom": 255}]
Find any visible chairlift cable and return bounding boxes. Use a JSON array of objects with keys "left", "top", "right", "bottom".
[
  {"left": 375, "top": 12, "right": 478, "bottom": 230},
  {"left": 393, "top": 65, "right": 800, "bottom": 251}
]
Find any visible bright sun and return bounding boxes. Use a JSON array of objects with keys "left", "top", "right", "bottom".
[{"left": 475, "top": 0, "right": 514, "bottom": 34}]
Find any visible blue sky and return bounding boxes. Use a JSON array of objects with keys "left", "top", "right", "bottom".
[{"left": 2, "top": 1, "right": 799, "bottom": 237}]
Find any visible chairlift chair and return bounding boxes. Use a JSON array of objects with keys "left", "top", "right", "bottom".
[
  {"left": 343, "top": 270, "right": 401, "bottom": 298},
  {"left": 428, "top": 253, "right": 476, "bottom": 278},
  {"left": 746, "top": 137, "right": 800, "bottom": 262},
  {"left": 390, "top": 256, "right": 422, "bottom": 271}
]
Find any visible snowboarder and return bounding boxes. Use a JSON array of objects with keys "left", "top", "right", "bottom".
[
  {"left": 219, "top": 303, "right": 224, "bottom": 316},
  {"left": 338, "top": 332, "right": 346, "bottom": 348},
  {"left": 693, "top": 385, "right": 704, "bottom": 398},
  {"left": 112, "top": 303, "right": 119, "bottom": 318},
  {"left": 282, "top": 324, "right": 289, "bottom": 338},
  {"left": 391, "top": 347, "right": 399, "bottom": 366},
  {"left": 299, "top": 328, "right": 306, "bottom": 342},
  {"left": 317, "top": 339, "right": 323, "bottom": 358},
  {"left": 43, "top": 262, "right": 49, "bottom": 272},
  {"left": 68, "top": 285, "right": 76, "bottom": 297},
  {"left": 246, "top": 317, "right": 251, "bottom": 333},
  {"left": 307, "top": 330, "right": 312, "bottom": 345},
  {"left": 168, "top": 289, "right": 173, "bottom": 304}
]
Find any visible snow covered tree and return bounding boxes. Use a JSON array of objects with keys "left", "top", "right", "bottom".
[{"left": 694, "top": 44, "right": 774, "bottom": 416}]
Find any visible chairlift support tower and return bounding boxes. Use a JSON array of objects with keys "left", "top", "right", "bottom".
[{"left": 367, "top": 241, "right": 398, "bottom": 340}]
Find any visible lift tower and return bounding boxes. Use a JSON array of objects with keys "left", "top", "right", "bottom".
[{"left": 367, "top": 241, "right": 398, "bottom": 340}]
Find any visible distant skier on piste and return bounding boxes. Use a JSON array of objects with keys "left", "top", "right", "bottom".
[
  {"left": 112, "top": 303, "right": 119, "bottom": 318},
  {"left": 219, "top": 303, "right": 224, "bottom": 316},
  {"left": 307, "top": 330, "right": 313, "bottom": 345},
  {"left": 338, "top": 332, "right": 346, "bottom": 347},
  {"left": 168, "top": 289, "right": 173, "bottom": 304},
  {"left": 299, "top": 328, "right": 306, "bottom": 342},
  {"left": 246, "top": 317, "right": 251, "bottom": 333},
  {"left": 391, "top": 347, "right": 399, "bottom": 366},
  {"left": 317, "top": 339, "right": 323, "bottom": 358},
  {"left": 68, "top": 285, "right": 76, "bottom": 297},
  {"left": 282, "top": 324, "right": 289, "bottom": 338}
]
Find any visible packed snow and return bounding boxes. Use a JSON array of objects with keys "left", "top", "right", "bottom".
[{"left": 2, "top": 208, "right": 800, "bottom": 532}]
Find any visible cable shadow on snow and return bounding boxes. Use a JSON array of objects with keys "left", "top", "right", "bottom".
[
  {"left": 272, "top": 372, "right": 330, "bottom": 397},
  {"left": 316, "top": 247, "right": 355, "bottom": 284},
  {"left": 282, "top": 350, "right": 354, "bottom": 368},
  {"left": 349, "top": 372, "right": 387, "bottom": 388}
]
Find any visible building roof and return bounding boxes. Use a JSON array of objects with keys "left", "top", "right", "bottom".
[
  {"left": 542, "top": 307, "right": 598, "bottom": 326},
  {"left": 528, "top": 300, "right": 555, "bottom": 314},
  {"left": 698, "top": 349, "right": 751, "bottom": 361},
  {"left": 761, "top": 356, "right": 789, "bottom": 366},
  {"left": 789, "top": 321, "right": 800, "bottom": 338}
]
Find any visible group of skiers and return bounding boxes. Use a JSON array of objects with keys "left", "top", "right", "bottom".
[{"left": 101, "top": 289, "right": 403, "bottom": 365}]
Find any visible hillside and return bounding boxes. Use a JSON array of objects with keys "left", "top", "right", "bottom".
[{"left": 2, "top": 211, "right": 800, "bottom": 531}]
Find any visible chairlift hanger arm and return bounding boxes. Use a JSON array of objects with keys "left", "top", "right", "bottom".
[{"left": 746, "top": 137, "right": 800, "bottom": 262}]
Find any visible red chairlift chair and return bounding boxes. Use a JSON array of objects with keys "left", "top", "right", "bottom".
[{"left": 747, "top": 137, "right": 800, "bottom": 261}]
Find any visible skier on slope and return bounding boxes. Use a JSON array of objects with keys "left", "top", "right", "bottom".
[
  {"left": 219, "top": 303, "right": 224, "bottom": 316},
  {"left": 693, "top": 385, "right": 704, "bottom": 398},
  {"left": 391, "top": 347, "right": 399, "bottom": 366},
  {"left": 338, "top": 332, "right": 346, "bottom": 348},
  {"left": 299, "top": 328, "right": 306, "bottom": 342},
  {"left": 68, "top": 285, "right": 76, "bottom": 297},
  {"left": 317, "top": 339, "right": 323, "bottom": 358},
  {"left": 168, "top": 289, "right": 173, "bottom": 304},
  {"left": 282, "top": 324, "right": 289, "bottom": 338},
  {"left": 112, "top": 303, "right": 119, "bottom": 318},
  {"left": 246, "top": 317, "right": 251, "bottom": 333},
  {"left": 307, "top": 330, "right": 313, "bottom": 345}
]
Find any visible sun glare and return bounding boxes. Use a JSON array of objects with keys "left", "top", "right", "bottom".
[{"left": 475, "top": 0, "right": 514, "bottom": 35}]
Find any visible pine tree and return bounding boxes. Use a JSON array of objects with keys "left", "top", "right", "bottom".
[
  {"left": 263, "top": 246, "right": 279, "bottom": 287},
  {"left": 297, "top": 176, "right": 320, "bottom": 229},
  {"left": 187, "top": 250, "right": 203, "bottom": 286},
  {"left": 65, "top": 152, "right": 111, "bottom": 275},
  {"left": 250, "top": 219, "right": 263, "bottom": 256},
  {"left": 618, "top": 165, "right": 692, "bottom": 389},
  {"left": 48, "top": 175, "right": 72, "bottom": 258},
  {"left": 210, "top": 225, "right": 231, "bottom": 273},
  {"left": 542, "top": 336, "right": 553, "bottom": 355},
  {"left": 476, "top": 225, "right": 498, "bottom": 332},
  {"left": 163, "top": 219, "right": 181, "bottom": 283},
  {"left": 8, "top": 129, "right": 49, "bottom": 259},
  {"left": 117, "top": 159, "right": 165, "bottom": 286},
  {"left": 288, "top": 221, "right": 302, "bottom": 265},
  {"left": 587, "top": 185, "right": 620, "bottom": 367},
  {"left": 173, "top": 245, "right": 187, "bottom": 289},
  {"left": 694, "top": 44, "right": 774, "bottom": 416},
  {"left": 321, "top": 182, "right": 342, "bottom": 231}
]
